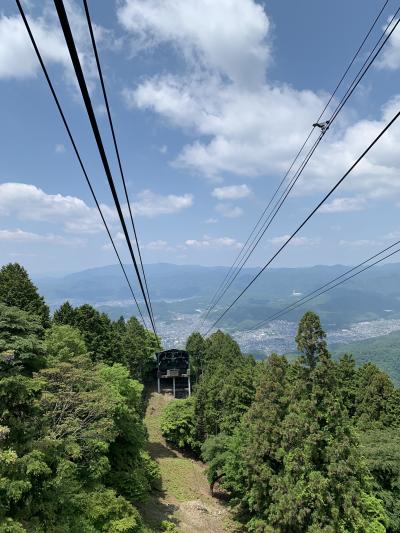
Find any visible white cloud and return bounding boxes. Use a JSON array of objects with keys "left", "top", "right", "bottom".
[
  {"left": 215, "top": 203, "right": 243, "bottom": 218},
  {"left": 0, "top": 1, "right": 110, "bottom": 88},
  {"left": 298, "top": 96, "right": 400, "bottom": 199},
  {"left": 376, "top": 17, "right": 400, "bottom": 71},
  {"left": 131, "top": 190, "right": 193, "bottom": 217},
  {"left": 212, "top": 184, "right": 251, "bottom": 200},
  {"left": 339, "top": 239, "right": 379, "bottom": 247},
  {"left": 121, "top": 0, "right": 400, "bottom": 205},
  {"left": 205, "top": 217, "right": 218, "bottom": 224},
  {"left": 320, "top": 197, "right": 366, "bottom": 213},
  {"left": 0, "top": 13, "right": 69, "bottom": 80},
  {"left": 269, "top": 235, "right": 320, "bottom": 247},
  {"left": 126, "top": 74, "right": 324, "bottom": 179},
  {"left": 185, "top": 235, "right": 242, "bottom": 249},
  {"left": 0, "top": 182, "right": 107, "bottom": 233},
  {"left": 144, "top": 239, "right": 171, "bottom": 251},
  {"left": 0, "top": 183, "right": 194, "bottom": 235},
  {"left": 117, "top": 0, "right": 270, "bottom": 87},
  {"left": 0, "top": 228, "right": 83, "bottom": 245}
]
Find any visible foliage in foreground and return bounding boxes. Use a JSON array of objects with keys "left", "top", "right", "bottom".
[
  {"left": 164, "top": 312, "right": 400, "bottom": 532},
  {"left": 0, "top": 263, "right": 160, "bottom": 532}
]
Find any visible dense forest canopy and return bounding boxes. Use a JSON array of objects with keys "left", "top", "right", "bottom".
[
  {"left": 163, "top": 311, "right": 400, "bottom": 532},
  {"left": 0, "top": 263, "right": 160, "bottom": 532},
  {"left": 1, "top": 262, "right": 400, "bottom": 532}
]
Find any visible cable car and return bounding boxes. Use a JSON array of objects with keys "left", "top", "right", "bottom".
[{"left": 156, "top": 349, "right": 191, "bottom": 397}]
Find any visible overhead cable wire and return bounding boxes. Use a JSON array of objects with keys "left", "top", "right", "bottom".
[
  {"left": 200, "top": 0, "right": 390, "bottom": 326},
  {"left": 82, "top": 0, "right": 156, "bottom": 330},
  {"left": 247, "top": 239, "right": 400, "bottom": 330},
  {"left": 205, "top": 104, "right": 400, "bottom": 335},
  {"left": 200, "top": 6, "right": 400, "bottom": 329},
  {"left": 15, "top": 0, "right": 147, "bottom": 329},
  {"left": 201, "top": 4, "right": 399, "bottom": 327},
  {"left": 53, "top": 0, "right": 157, "bottom": 336}
]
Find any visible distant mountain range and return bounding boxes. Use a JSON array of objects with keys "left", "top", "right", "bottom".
[
  {"left": 34, "top": 261, "right": 400, "bottom": 329},
  {"left": 33, "top": 262, "right": 400, "bottom": 382}
]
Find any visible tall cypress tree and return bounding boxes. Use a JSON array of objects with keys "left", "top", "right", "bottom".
[{"left": 0, "top": 263, "right": 50, "bottom": 327}]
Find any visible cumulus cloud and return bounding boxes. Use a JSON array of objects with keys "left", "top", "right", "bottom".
[
  {"left": 212, "top": 184, "right": 251, "bottom": 200},
  {"left": 117, "top": 0, "right": 270, "bottom": 87},
  {"left": 0, "top": 183, "right": 194, "bottom": 234},
  {"left": 0, "top": 228, "right": 83, "bottom": 245},
  {"left": 298, "top": 96, "right": 400, "bottom": 199},
  {"left": 320, "top": 197, "right": 366, "bottom": 213},
  {"left": 269, "top": 235, "right": 320, "bottom": 247},
  {"left": 185, "top": 235, "right": 243, "bottom": 249},
  {"left": 0, "top": 1, "right": 111, "bottom": 88},
  {"left": 131, "top": 190, "right": 193, "bottom": 217},
  {"left": 376, "top": 17, "right": 400, "bottom": 71},
  {"left": 0, "top": 182, "right": 107, "bottom": 233},
  {"left": 125, "top": 73, "right": 324, "bottom": 179},
  {"left": 215, "top": 203, "right": 243, "bottom": 218},
  {"left": 120, "top": 0, "right": 400, "bottom": 207}
]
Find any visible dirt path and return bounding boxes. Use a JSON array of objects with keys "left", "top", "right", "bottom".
[{"left": 140, "top": 391, "right": 236, "bottom": 533}]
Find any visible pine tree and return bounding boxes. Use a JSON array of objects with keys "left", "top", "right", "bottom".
[{"left": 0, "top": 263, "right": 50, "bottom": 327}]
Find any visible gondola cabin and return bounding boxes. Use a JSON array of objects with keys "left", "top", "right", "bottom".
[{"left": 156, "top": 349, "right": 191, "bottom": 398}]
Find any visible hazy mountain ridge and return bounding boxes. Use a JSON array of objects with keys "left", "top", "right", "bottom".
[{"left": 34, "top": 262, "right": 400, "bottom": 326}]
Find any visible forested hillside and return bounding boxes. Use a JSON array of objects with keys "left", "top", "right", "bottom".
[
  {"left": 0, "top": 263, "right": 160, "bottom": 531},
  {"left": 2, "top": 262, "right": 400, "bottom": 532},
  {"left": 332, "top": 331, "right": 400, "bottom": 386},
  {"left": 163, "top": 315, "right": 400, "bottom": 532}
]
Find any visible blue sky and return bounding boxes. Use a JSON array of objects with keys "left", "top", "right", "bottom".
[{"left": 1, "top": 0, "right": 400, "bottom": 275}]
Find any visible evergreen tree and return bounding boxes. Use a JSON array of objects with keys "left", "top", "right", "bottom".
[
  {"left": 0, "top": 263, "right": 50, "bottom": 327},
  {"left": 122, "top": 317, "right": 151, "bottom": 380},
  {"left": 53, "top": 301, "right": 76, "bottom": 326},
  {"left": 73, "top": 304, "right": 113, "bottom": 363},
  {"left": 268, "top": 353, "right": 385, "bottom": 532},
  {"left": 0, "top": 304, "right": 45, "bottom": 375},
  {"left": 295, "top": 310, "right": 328, "bottom": 369},
  {"left": 355, "top": 362, "right": 394, "bottom": 425},
  {"left": 193, "top": 331, "right": 254, "bottom": 440},
  {"left": 186, "top": 331, "right": 206, "bottom": 379}
]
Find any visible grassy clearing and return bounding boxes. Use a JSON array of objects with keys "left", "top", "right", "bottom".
[{"left": 141, "top": 391, "right": 237, "bottom": 532}]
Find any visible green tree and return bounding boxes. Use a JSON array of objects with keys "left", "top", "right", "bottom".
[
  {"left": 44, "top": 324, "right": 87, "bottom": 363},
  {"left": 161, "top": 397, "right": 200, "bottom": 453},
  {"left": 194, "top": 331, "right": 255, "bottom": 441},
  {"left": 186, "top": 331, "right": 205, "bottom": 379},
  {"left": 355, "top": 363, "right": 395, "bottom": 425},
  {"left": 360, "top": 428, "right": 400, "bottom": 532},
  {"left": 122, "top": 316, "right": 154, "bottom": 380},
  {"left": 0, "top": 304, "right": 45, "bottom": 375},
  {"left": 73, "top": 304, "right": 114, "bottom": 363},
  {"left": 267, "top": 353, "right": 386, "bottom": 532},
  {"left": 295, "top": 310, "right": 328, "bottom": 369},
  {"left": 0, "top": 264, "right": 49, "bottom": 327},
  {"left": 98, "top": 363, "right": 160, "bottom": 500},
  {"left": 52, "top": 301, "right": 76, "bottom": 326}
]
